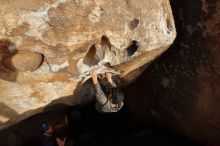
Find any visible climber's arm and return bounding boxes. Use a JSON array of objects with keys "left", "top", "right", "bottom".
[
  {"left": 90, "top": 70, "right": 108, "bottom": 105},
  {"left": 106, "top": 72, "right": 116, "bottom": 87}
]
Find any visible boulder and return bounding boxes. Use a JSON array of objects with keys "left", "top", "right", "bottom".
[{"left": 0, "top": 0, "right": 176, "bottom": 128}]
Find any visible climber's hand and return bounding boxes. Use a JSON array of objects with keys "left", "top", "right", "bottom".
[{"left": 90, "top": 69, "right": 97, "bottom": 76}]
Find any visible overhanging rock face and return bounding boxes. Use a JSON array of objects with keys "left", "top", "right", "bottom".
[{"left": 0, "top": 0, "right": 176, "bottom": 127}]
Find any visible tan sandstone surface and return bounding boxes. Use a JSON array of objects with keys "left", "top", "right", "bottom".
[{"left": 0, "top": 0, "right": 176, "bottom": 128}]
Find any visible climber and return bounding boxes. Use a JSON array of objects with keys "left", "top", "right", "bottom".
[
  {"left": 90, "top": 70, "right": 124, "bottom": 113},
  {"left": 40, "top": 122, "right": 66, "bottom": 146}
]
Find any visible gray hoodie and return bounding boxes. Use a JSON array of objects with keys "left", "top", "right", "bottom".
[{"left": 94, "top": 82, "right": 123, "bottom": 113}]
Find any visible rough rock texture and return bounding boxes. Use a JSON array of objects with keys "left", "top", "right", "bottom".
[
  {"left": 124, "top": 0, "right": 220, "bottom": 145},
  {"left": 0, "top": 0, "right": 176, "bottom": 127}
]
